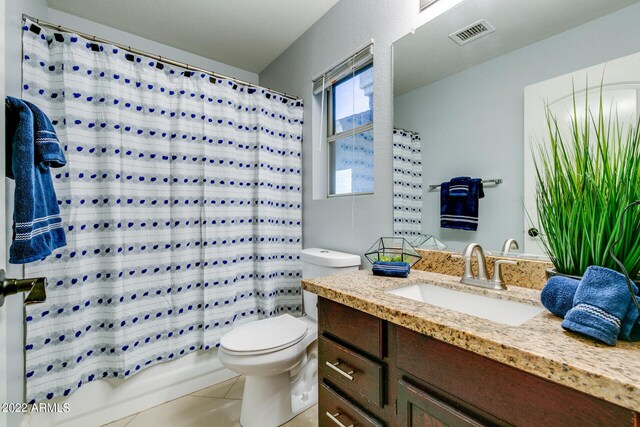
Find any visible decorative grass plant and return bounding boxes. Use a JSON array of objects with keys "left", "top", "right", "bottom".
[{"left": 533, "top": 86, "right": 640, "bottom": 277}]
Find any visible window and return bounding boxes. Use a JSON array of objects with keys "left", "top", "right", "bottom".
[
  {"left": 313, "top": 44, "right": 374, "bottom": 197},
  {"left": 327, "top": 64, "right": 374, "bottom": 195}
]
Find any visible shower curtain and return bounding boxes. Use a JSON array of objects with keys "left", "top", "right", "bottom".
[
  {"left": 393, "top": 129, "right": 422, "bottom": 237},
  {"left": 20, "top": 20, "right": 303, "bottom": 403}
]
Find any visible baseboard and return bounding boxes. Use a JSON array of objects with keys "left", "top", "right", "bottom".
[{"left": 24, "top": 350, "right": 236, "bottom": 427}]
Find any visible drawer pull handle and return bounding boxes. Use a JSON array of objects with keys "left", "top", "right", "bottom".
[
  {"left": 326, "top": 411, "right": 356, "bottom": 427},
  {"left": 325, "top": 360, "right": 355, "bottom": 380}
]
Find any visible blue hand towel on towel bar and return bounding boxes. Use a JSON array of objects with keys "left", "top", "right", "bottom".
[
  {"left": 448, "top": 176, "right": 470, "bottom": 197},
  {"left": 440, "top": 177, "right": 484, "bottom": 231},
  {"left": 372, "top": 261, "right": 411, "bottom": 278},
  {"left": 5, "top": 96, "right": 67, "bottom": 264}
]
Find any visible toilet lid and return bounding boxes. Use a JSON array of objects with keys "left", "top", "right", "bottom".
[{"left": 220, "top": 314, "right": 308, "bottom": 354}]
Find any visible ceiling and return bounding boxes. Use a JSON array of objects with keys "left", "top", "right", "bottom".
[
  {"left": 47, "top": 0, "right": 340, "bottom": 73},
  {"left": 394, "top": 0, "right": 640, "bottom": 96}
]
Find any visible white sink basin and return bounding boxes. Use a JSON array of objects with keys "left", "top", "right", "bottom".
[{"left": 385, "top": 283, "right": 544, "bottom": 326}]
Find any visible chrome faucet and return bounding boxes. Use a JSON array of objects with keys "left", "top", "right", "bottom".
[
  {"left": 501, "top": 238, "right": 519, "bottom": 254},
  {"left": 459, "top": 243, "right": 516, "bottom": 290},
  {"left": 460, "top": 243, "right": 489, "bottom": 285}
]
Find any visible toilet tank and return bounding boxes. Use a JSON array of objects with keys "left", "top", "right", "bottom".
[{"left": 300, "top": 248, "right": 361, "bottom": 320}]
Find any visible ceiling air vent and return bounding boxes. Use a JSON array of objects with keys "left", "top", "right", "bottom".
[{"left": 449, "top": 19, "right": 495, "bottom": 46}]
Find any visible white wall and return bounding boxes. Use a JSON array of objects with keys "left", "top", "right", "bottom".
[
  {"left": 259, "top": 0, "right": 462, "bottom": 259},
  {"left": 46, "top": 9, "right": 258, "bottom": 85},
  {"left": 259, "top": 0, "right": 640, "bottom": 256},
  {"left": 4, "top": 3, "right": 251, "bottom": 426},
  {"left": 394, "top": 3, "right": 640, "bottom": 251}
]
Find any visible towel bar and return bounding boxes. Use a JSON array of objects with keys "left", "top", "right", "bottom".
[{"left": 429, "top": 178, "right": 503, "bottom": 190}]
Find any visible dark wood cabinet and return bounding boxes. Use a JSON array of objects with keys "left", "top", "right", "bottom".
[
  {"left": 318, "top": 297, "right": 390, "bottom": 426},
  {"left": 320, "top": 382, "right": 385, "bottom": 427},
  {"left": 397, "top": 380, "right": 485, "bottom": 427},
  {"left": 396, "top": 326, "right": 635, "bottom": 426},
  {"left": 319, "top": 336, "right": 385, "bottom": 407},
  {"left": 317, "top": 297, "right": 638, "bottom": 427},
  {"left": 318, "top": 295, "right": 385, "bottom": 358}
]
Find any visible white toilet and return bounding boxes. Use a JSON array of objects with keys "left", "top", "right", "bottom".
[{"left": 218, "top": 248, "right": 360, "bottom": 427}]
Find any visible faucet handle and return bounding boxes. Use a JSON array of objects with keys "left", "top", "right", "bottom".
[
  {"left": 501, "top": 238, "right": 520, "bottom": 254},
  {"left": 491, "top": 259, "right": 517, "bottom": 288}
]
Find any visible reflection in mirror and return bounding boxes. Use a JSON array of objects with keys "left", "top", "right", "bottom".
[{"left": 392, "top": 0, "right": 640, "bottom": 254}]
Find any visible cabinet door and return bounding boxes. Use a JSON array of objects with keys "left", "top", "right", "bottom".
[{"left": 398, "top": 380, "right": 485, "bottom": 427}]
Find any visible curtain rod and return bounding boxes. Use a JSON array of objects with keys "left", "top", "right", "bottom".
[{"left": 22, "top": 14, "right": 301, "bottom": 102}]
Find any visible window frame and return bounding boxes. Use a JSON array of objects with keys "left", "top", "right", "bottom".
[{"left": 326, "top": 61, "right": 374, "bottom": 197}]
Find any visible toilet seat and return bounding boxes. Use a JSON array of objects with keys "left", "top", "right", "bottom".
[{"left": 220, "top": 314, "right": 309, "bottom": 355}]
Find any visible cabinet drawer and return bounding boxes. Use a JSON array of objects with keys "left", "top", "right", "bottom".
[
  {"left": 319, "top": 297, "right": 384, "bottom": 358},
  {"left": 320, "top": 382, "right": 385, "bottom": 427},
  {"left": 396, "top": 326, "right": 635, "bottom": 426},
  {"left": 319, "top": 335, "right": 385, "bottom": 408}
]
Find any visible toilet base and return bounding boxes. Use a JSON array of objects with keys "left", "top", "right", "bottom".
[
  {"left": 239, "top": 373, "right": 317, "bottom": 427},
  {"left": 239, "top": 343, "right": 318, "bottom": 427}
]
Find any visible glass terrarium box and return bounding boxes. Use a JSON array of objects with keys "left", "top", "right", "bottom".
[
  {"left": 411, "top": 234, "right": 447, "bottom": 250},
  {"left": 365, "top": 237, "right": 421, "bottom": 266}
]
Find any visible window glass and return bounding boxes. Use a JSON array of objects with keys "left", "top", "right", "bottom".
[
  {"left": 333, "top": 65, "right": 373, "bottom": 134},
  {"left": 329, "top": 129, "right": 374, "bottom": 195},
  {"left": 327, "top": 62, "right": 373, "bottom": 196}
]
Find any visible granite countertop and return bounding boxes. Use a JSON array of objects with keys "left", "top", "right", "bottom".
[{"left": 302, "top": 269, "right": 640, "bottom": 412}]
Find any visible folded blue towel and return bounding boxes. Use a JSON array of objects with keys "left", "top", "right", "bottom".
[
  {"left": 440, "top": 178, "right": 484, "bottom": 231},
  {"left": 449, "top": 176, "right": 470, "bottom": 197},
  {"left": 372, "top": 261, "right": 410, "bottom": 278},
  {"left": 6, "top": 96, "right": 67, "bottom": 264},
  {"left": 541, "top": 270, "right": 640, "bottom": 342},
  {"left": 562, "top": 266, "right": 632, "bottom": 345},
  {"left": 620, "top": 296, "right": 640, "bottom": 341},
  {"left": 540, "top": 276, "right": 580, "bottom": 317}
]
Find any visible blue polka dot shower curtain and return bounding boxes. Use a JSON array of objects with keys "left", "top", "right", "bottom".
[
  {"left": 20, "top": 20, "right": 303, "bottom": 403},
  {"left": 393, "top": 129, "right": 422, "bottom": 237}
]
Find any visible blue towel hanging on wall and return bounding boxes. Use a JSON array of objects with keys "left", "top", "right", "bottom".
[
  {"left": 440, "top": 177, "right": 484, "bottom": 231},
  {"left": 448, "top": 176, "right": 470, "bottom": 197},
  {"left": 5, "top": 96, "right": 67, "bottom": 264}
]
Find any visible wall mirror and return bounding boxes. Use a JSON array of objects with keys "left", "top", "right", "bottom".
[{"left": 392, "top": 0, "right": 640, "bottom": 255}]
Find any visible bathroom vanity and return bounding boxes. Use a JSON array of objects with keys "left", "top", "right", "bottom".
[{"left": 304, "top": 270, "right": 640, "bottom": 427}]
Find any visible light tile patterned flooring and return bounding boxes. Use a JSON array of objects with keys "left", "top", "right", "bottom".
[{"left": 102, "top": 376, "right": 318, "bottom": 427}]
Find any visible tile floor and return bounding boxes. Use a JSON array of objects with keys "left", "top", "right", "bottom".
[{"left": 102, "top": 376, "right": 318, "bottom": 427}]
